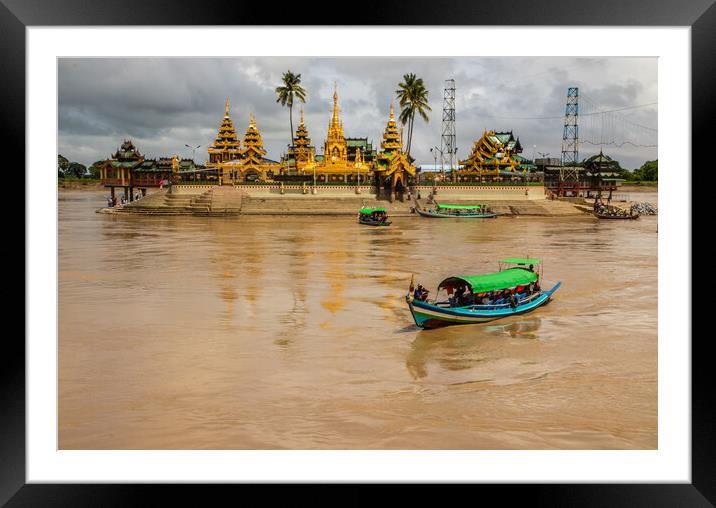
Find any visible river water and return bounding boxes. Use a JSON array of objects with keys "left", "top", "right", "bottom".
[{"left": 59, "top": 191, "right": 658, "bottom": 449}]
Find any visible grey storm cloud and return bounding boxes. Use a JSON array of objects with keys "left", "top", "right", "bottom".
[{"left": 58, "top": 56, "right": 657, "bottom": 169}]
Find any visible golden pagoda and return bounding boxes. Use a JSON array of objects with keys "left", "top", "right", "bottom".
[
  {"left": 219, "top": 113, "right": 279, "bottom": 183},
  {"left": 207, "top": 98, "right": 241, "bottom": 165},
  {"left": 458, "top": 130, "right": 531, "bottom": 181},
  {"left": 324, "top": 84, "right": 348, "bottom": 165},
  {"left": 310, "top": 83, "right": 373, "bottom": 184},
  {"left": 286, "top": 108, "right": 316, "bottom": 171},
  {"left": 373, "top": 102, "right": 416, "bottom": 200}
]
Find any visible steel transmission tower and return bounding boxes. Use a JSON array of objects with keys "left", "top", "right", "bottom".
[
  {"left": 441, "top": 79, "right": 456, "bottom": 177},
  {"left": 560, "top": 87, "right": 579, "bottom": 181}
]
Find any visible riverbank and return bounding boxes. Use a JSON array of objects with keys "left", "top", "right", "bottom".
[
  {"left": 59, "top": 179, "right": 103, "bottom": 190},
  {"left": 96, "top": 185, "right": 590, "bottom": 217}
]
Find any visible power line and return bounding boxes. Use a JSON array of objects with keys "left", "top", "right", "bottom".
[{"left": 479, "top": 102, "right": 657, "bottom": 122}]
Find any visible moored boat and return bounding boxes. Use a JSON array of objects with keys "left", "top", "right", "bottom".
[
  {"left": 358, "top": 207, "right": 391, "bottom": 226},
  {"left": 406, "top": 258, "right": 560, "bottom": 329},
  {"left": 594, "top": 211, "right": 639, "bottom": 220},
  {"left": 415, "top": 202, "right": 497, "bottom": 218}
]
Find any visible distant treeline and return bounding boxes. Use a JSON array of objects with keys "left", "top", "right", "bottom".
[
  {"left": 58, "top": 155, "right": 103, "bottom": 179},
  {"left": 615, "top": 159, "right": 658, "bottom": 183}
]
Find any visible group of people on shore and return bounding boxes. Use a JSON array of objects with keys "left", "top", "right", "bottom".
[{"left": 106, "top": 192, "right": 144, "bottom": 208}]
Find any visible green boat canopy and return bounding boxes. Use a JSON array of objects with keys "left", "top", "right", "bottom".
[
  {"left": 359, "top": 207, "right": 387, "bottom": 214},
  {"left": 436, "top": 203, "right": 481, "bottom": 209},
  {"left": 499, "top": 258, "right": 542, "bottom": 266},
  {"left": 438, "top": 267, "right": 538, "bottom": 294}
]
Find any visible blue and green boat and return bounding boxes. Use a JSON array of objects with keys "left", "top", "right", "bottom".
[
  {"left": 359, "top": 207, "right": 391, "bottom": 226},
  {"left": 406, "top": 258, "right": 560, "bottom": 329}
]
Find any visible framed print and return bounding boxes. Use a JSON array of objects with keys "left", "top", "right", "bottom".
[{"left": 6, "top": 0, "right": 708, "bottom": 504}]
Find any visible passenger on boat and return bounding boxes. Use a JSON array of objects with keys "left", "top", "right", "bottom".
[
  {"left": 528, "top": 264, "right": 534, "bottom": 272},
  {"left": 510, "top": 292, "right": 519, "bottom": 309},
  {"left": 414, "top": 285, "right": 429, "bottom": 301}
]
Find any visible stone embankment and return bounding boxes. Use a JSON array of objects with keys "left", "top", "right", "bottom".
[{"left": 97, "top": 185, "right": 586, "bottom": 217}]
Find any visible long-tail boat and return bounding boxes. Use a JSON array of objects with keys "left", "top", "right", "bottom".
[
  {"left": 406, "top": 258, "right": 560, "bottom": 329},
  {"left": 358, "top": 207, "right": 391, "bottom": 226},
  {"left": 415, "top": 202, "right": 497, "bottom": 218}
]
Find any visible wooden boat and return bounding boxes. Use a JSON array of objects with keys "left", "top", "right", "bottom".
[
  {"left": 358, "top": 207, "right": 391, "bottom": 226},
  {"left": 594, "top": 211, "right": 639, "bottom": 220},
  {"left": 406, "top": 258, "right": 560, "bottom": 329},
  {"left": 415, "top": 202, "right": 497, "bottom": 218},
  {"left": 578, "top": 202, "right": 640, "bottom": 220}
]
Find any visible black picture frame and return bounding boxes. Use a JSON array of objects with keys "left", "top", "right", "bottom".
[{"left": 5, "top": 0, "right": 705, "bottom": 504}]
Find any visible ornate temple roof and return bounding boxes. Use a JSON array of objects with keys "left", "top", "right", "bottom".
[{"left": 111, "top": 139, "right": 143, "bottom": 162}]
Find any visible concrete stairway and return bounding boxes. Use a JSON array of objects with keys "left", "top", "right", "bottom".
[{"left": 239, "top": 195, "right": 413, "bottom": 215}]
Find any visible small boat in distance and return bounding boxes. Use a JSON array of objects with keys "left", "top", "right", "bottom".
[
  {"left": 594, "top": 210, "right": 639, "bottom": 220},
  {"left": 406, "top": 258, "right": 560, "bottom": 329},
  {"left": 415, "top": 202, "right": 497, "bottom": 218},
  {"left": 358, "top": 207, "right": 391, "bottom": 226}
]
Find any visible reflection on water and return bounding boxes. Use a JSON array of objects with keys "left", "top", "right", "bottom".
[{"left": 59, "top": 191, "right": 657, "bottom": 450}]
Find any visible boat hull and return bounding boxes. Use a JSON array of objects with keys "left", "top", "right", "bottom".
[
  {"left": 359, "top": 218, "right": 392, "bottom": 226},
  {"left": 594, "top": 213, "right": 639, "bottom": 220},
  {"left": 407, "top": 282, "right": 561, "bottom": 329},
  {"left": 415, "top": 208, "right": 497, "bottom": 219}
]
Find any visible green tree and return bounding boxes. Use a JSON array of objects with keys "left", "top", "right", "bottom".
[
  {"left": 67, "top": 162, "right": 87, "bottom": 179},
  {"left": 58, "top": 154, "right": 69, "bottom": 178},
  {"left": 88, "top": 161, "right": 104, "bottom": 179},
  {"left": 636, "top": 159, "right": 658, "bottom": 181},
  {"left": 275, "top": 70, "right": 307, "bottom": 171},
  {"left": 395, "top": 73, "right": 432, "bottom": 158}
]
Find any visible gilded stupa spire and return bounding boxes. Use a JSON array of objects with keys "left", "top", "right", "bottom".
[
  {"left": 225, "top": 98, "right": 230, "bottom": 117},
  {"left": 330, "top": 82, "right": 342, "bottom": 129}
]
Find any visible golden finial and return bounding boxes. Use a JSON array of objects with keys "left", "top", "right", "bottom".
[
  {"left": 389, "top": 101, "right": 395, "bottom": 121},
  {"left": 225, "top": 98, "right": 230, "bottom": 117},
  {"left": 300, "top": 107, "right": 304, "bottom": 125},
  {"left": 249, "top": 112, "right": 256, "bottom": 128},
  {"left": 331, "top": 82, "right": 340, "bottom": 126}
]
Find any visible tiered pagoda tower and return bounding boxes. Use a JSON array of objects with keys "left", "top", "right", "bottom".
[
  {"left": 373, "top": 103, "right": 416, "bottom": 201},
  {"left": 287, "top": 108, "right": 316, "bottom": 171},
  {"left": 219, "top": 114, "right": 279, "bottom": 183},
  {"left": 239, "top": 113, "right": 268, "bottom": 169},
  {"left": 208, "top": 99, "right": 241, "bottom": 164},
  {"left": 459, "top": 130, "right": 532, "bottom": 181}
]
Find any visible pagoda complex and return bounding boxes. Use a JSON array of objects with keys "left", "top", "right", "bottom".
[
  {"left": 218, "top": 113, "right": 279, "bottom": 183},
  {"left": 458, "top": 130, "right": 534, "bottom": 182},
  {"left": 373, "top": 103, "right": 416, "bottom": 200},
  {"left": 207, "top": 99, "right": 241, "bottom": 165},
  {"left": 302, "top": 84, "right": 375, "bottom": 184}
]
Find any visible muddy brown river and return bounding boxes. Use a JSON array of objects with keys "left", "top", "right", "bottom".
[{"left": 59, "top": 190, "right": 657, "bottom": 449}]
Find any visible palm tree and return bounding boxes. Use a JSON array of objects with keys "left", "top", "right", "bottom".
[
  {"left": 395, "top": 73, "right": 432, "bottom": 158},
  {"left": 275, "top": 71, "right": 307, "bottom": 171}
]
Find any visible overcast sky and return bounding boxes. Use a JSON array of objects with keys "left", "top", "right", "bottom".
[{"left": 58, "top": 57, "right": 657, "bottom": 170}]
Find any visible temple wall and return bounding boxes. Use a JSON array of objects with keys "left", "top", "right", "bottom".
[{"left": 236, "top": 184, "right": 546, "bottom": 200}]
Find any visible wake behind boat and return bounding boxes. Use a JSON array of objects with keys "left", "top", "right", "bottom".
[
  {"left": 406, "top": 258, "right": 560, "bottom": 329},
  {"left": 415, "top": 202, "right": 497, "bottom": 218}
]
